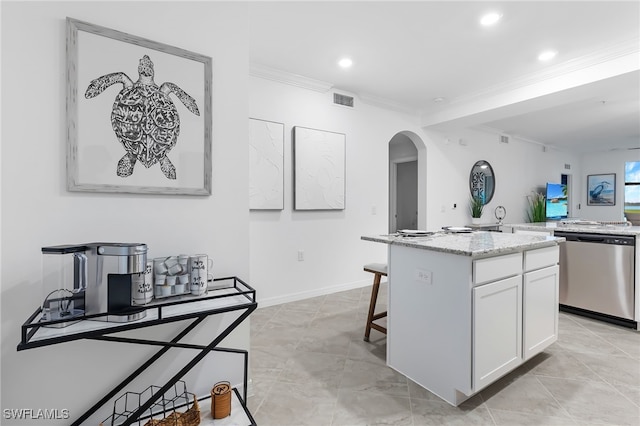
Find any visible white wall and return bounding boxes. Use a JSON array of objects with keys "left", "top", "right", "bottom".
[
  {"left": 249, "top": 78, "right": 425, "bottom": 305},
  {"left": 581, "top": 149, "right": 640, "bottom": 221},
  {"left": 248, "top": 76, "right": 582, "bottom": 307},
  {"left": 421, "top": 128, "right": 582, "bottom": 227},
  {"left": 1, "top": 2, "right": 250, "bottom": 424}
]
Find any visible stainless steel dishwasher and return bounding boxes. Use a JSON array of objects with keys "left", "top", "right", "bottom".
[{"left": 556, "top": 231, "right": 635, "bottom": 322}]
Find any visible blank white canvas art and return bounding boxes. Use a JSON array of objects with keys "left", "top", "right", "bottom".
[
  {"left": 294, "top": 126, "right": 346, "bottom": 210},
  {"left": 249, "top": 118, "right": 284, "bottom": 209}
]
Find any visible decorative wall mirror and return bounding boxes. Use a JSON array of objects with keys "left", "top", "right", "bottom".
[{"left": 469, "top": 160, "right": 495, "bottom": 204}]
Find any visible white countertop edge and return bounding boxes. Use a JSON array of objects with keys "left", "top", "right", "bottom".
[{"left": 505, "top": 222, "right": 640, "bottom": 236}]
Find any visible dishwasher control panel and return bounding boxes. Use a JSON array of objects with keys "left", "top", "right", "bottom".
[{"left": 609, "top": 238, "right": 634, "bottom": 245}]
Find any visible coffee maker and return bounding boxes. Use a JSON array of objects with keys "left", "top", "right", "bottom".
[
  {"left": 41, "top": 244, "right": 88, "bottom": 327},
  {"left": 41, "top": 242, "right": 148, "bottom": 323}
]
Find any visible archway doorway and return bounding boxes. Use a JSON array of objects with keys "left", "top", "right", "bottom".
[{"left": 389, "top": 132, "right": 426, "bottom": 233}]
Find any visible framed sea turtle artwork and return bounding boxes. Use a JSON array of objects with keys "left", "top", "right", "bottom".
[{"left": 66, "top": 17, "right": 212, "bottom": 195}]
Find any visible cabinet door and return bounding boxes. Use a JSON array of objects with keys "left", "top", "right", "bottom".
[
  {"left": 473, "top": 275, "right": 523, "bottom": 392},
  {"left": 523, "top": 265, "right": 559, "bottom": 360}
]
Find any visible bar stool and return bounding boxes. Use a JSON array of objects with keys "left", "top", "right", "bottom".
[{"left": 363, "top": 263, "right": 388, "bottom": 342}]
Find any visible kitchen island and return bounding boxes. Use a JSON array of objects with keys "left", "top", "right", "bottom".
[{"left": 362, "top": 231, "right": 564, "bottom": 406}]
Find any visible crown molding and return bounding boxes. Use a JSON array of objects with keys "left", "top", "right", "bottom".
[
  {"left": 252, "top": 36, "right": 638, "bottom": 121},
  {"left": 249, "top": 63, "right": 333, "bottom": 93},
  {"left": 250, "top": 63, "right": 420, "bottom": 116},
  {"left": 444, "top": 37, "right": 640, "bottom": 108},
  {"left": 358, "top": 92, "right": 419, "bottom": 116},
  {"left": 473, "top": 124, "right": 570, "bottom": 152}
]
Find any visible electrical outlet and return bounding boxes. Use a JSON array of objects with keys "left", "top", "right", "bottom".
[
  {"left": 415, "top": 268, "right": 432, "bottom": 284},
  {"left": 297, "top": 250, "right": 304, "bottom": 261},
  {"left": 371, "top": 205, "right": 377, "bottom": 215}
]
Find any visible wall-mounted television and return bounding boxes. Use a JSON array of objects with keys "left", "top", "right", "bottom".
[{"left": 546, "top": 182, "right": 568, "bottom": 220}]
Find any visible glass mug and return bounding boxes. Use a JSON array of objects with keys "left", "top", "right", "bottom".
[
  {"left": 189, "top": 254, "right": 214, "bottom": 296},
  {"left": 132, "top": 261, "right": 153, "bottom": 305}
]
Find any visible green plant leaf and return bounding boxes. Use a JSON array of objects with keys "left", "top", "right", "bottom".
[
  {"left": 526, "top": 192, "right": 546, "bottom": 222},
  {"left": 470, "top": 195, "right": 484, "bottom": 218}
]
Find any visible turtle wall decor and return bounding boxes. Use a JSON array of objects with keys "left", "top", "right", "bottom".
[{"left": 85, "top": 55, "right": 200, "bottom": 180}]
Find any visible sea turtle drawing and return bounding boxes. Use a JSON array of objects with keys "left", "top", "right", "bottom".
[{"left": 85, "top": 55, "right": 200, "bottom": 179}]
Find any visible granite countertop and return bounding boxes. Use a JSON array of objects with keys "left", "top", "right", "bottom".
[
  {"left": 362, "top": 231, "right": 563, "bottom": 257},
  {"left": 506, "top": 222, "right": 640, "bottom": 236}
]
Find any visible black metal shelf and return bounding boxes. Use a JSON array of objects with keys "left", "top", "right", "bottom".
[
  {"left": 18, "top": 276, "right": 255, "bottom": 351},
  {"left": 100, "top": 381, "right": 256, "bottom": 426},
  {"left": 17, "top": 276, "right": 257, "bottom": 426}
]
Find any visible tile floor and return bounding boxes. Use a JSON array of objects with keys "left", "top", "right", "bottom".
[{"left": 248, "top": 284, "right": 640, "bottom": 425}]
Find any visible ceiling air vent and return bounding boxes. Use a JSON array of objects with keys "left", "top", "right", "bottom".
[
  {"left": 499, "top": 135, "right": 509, "bottom": 144},
  {"left": 564, "top": 163, "right": 571, "bottom": 170},
  {"left": 333, "top": 93, "right": 354, "bottom": 108}
]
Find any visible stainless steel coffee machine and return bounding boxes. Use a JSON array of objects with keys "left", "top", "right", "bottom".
[
  {"left": 42, "top": 242, "right": 148, "bottom": 323},
  {"left": 41, "top": 245, "right": 88, "bottom": 327}
]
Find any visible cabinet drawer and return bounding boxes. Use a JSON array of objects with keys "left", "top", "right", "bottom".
[
  {"left": 524, "top": 246, "right": 559, "bottom": 272},
  {"left": 473, "top": 252, "right": 522, "bottom": 285}
]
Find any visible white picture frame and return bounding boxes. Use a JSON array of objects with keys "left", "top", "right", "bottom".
[
  {"left": 249, "top": 118, "right": 285, "bottom": 210},
  {"left": 66, "top": 17, "right": 212, "bottom": 195},
  {"left": 293, "top": 126, "right": 346, "bottom": 210}
]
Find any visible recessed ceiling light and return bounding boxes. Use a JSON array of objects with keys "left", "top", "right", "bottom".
[
  {"left": 433, "top": 97, "right": 445, "bottom": 103},
  {"left": 338, "top": 57, "right": 353, "bottom": 68},
  {"left": 480, "top": 12, "right": 502, "bottom": 26},
  {"left": 538, "top": 50, "right": 558, "bottom": 61}
]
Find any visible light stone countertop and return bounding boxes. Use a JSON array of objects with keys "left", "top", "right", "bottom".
[
  {"left": 362, "top": 231, "right": 564, "bottom": 257},
  {"left": 505, "top": 222, "right": 640, "bottom": 236}
]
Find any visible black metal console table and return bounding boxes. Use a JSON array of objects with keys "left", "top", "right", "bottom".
[{"left": 18, "top": 276, "right": 258, "bottom": 426}]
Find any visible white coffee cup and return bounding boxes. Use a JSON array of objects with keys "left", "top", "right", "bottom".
[
  {"left": 178, "top": 273, "right": 190, "bottom": 284},
  {"left": 154, "top": 257, "right": 169, "bottom": 275},
  {"left": 167, "top": 263, "right": 183, "bottom": 276},
  {"left": 190, "top": 254, "right": 214, "bottom": 295},
  {"left": 154, "top": 274, "right": 167, "bottom": 286},
  {"left": 165, "top": 256, "right": 179, "bottom": 268},
  {"left": 157, "top": 285, "right": 171, "bottom": 297},
  {"left": 166, "top": 275, "right": 177, "bottom": 285}
]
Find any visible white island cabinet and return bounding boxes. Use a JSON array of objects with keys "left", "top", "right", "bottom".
[{"left": 362, "top": 232, "right": 563, "bottom": 406}]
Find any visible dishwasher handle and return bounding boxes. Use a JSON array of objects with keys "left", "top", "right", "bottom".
[{"left": 576, "top": 235, "right": 606, "bottom": 243}]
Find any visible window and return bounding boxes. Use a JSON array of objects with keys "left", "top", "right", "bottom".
[{"left": 625, "top": 161, "right": 640, "bottom": 224}]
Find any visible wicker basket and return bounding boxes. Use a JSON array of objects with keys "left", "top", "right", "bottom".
[{"left": 143, "top": 397, "right": 200, "bottom": 426}]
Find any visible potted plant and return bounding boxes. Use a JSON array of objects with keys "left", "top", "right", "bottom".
[
  {"left": 470, "top": 195, "right": 484, "bottom": 224},
  {"left": 527, "top": 191, "right": 546, "bottom": 222}
]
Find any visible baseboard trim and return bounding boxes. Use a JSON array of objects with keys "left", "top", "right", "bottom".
[{"left": 256, "top": 278, "right": 380, "bottom": 308}]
